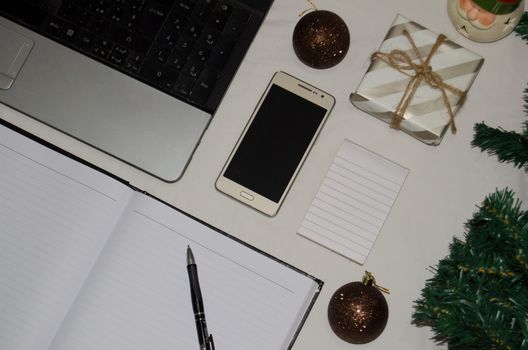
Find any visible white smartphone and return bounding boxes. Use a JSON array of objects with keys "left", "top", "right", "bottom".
[{"left": 215, "top": 71, "right": 335, "bottom": 216}]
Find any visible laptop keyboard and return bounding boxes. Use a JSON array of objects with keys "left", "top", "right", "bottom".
[{"left": 0, "top": 0, "right": 258, "bottom": 112}]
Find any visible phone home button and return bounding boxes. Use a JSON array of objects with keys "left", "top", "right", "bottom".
[{"left": 240, "top": 191, "right": 254, "bottom": 201}]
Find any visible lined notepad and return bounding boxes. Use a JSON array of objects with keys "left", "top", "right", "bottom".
[{"left": 298, "top": 140, "right": 408, "bottom": 264}]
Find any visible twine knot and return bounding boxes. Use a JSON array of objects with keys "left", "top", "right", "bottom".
[
  {"left": 371, "top": 30, "right": 467, "bottom": 133},
  {"left": 416, "top": 64, "right": 433, "bottom": 77}
]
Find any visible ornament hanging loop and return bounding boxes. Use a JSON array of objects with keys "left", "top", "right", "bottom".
[
  {"left": 299, "top": 0, "right": 318, "bottom": 17},
  {"left": 362, "top": 271, "right": 390, "bottom": 294}
]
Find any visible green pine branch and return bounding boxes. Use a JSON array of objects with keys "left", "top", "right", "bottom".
[
  {"left": 415, "top": 16, "right": 528, "bottom": 350},
  {"left": 472, "top": 122, "right": 528, "bottom": 172},
  {"left": 471, "top": 86, "right": 528, "bottom": 172},
  {"left": 413, "top": 188, "right": 528, "bottom": 350},
  {"left": 515, "top": 12, "right": 528, "bottom": 42}
]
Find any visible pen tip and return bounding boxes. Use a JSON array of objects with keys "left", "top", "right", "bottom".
[{"left": 186, "top": 245, "right": 195, "bottom": 265}]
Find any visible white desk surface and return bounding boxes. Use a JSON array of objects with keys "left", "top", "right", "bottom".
[{"left": 2, "top": 1, "right": 527, "bottom": 349}]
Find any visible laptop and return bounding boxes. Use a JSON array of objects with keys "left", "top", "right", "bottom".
[{"left": 0, "top": 0, "right": 274, "bottom": 182}]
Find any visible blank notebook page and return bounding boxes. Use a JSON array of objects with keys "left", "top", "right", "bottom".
[
  {"left": 50, "top": 194, "right": 319, "bottom": 350},
  {"left": 298, "top": 140, "right": 408, "bottom": 264},
  {"left": 0, "top": 126, "right": 132, "bottom": 350}
]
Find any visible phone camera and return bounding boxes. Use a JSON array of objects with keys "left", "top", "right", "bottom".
[{"left": 321, "top": 95, "right": 324, "bottom": 98}]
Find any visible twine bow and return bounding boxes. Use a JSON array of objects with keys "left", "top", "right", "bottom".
[{"left": 371, "top": 30, "right": 467, "bottom": 133}]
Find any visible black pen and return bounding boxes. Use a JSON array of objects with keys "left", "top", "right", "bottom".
[{"left": 187, "top": 246, "right": 215, "bottom": 350}]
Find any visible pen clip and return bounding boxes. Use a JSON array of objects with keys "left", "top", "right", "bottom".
[{"left": 206, "top": 334, "right": 215, "bottom": 350}]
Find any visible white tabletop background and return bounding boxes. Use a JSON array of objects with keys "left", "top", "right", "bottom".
[{"left": 2, "top": 1, "right": 528, "bottom": 349}]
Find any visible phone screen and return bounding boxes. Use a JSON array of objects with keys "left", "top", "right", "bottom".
[{"left": 224, "top": 84, "right": 327, "bottom": 203}]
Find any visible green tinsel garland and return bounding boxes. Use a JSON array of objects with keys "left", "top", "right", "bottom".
[
  {"left": 516, "top": 12, "right": 528, "bottom": 42},
  {"left": 413, "top": 189, "right": 528, "bottom": 350},
  {"left": 413, "top": 12, "right": 528, "bottom": 350},
  {"left": 471, "top": 86, "right": 528, "bottom": 172},
  {"left": 471, "top": 11, "right": 528, "bottom": 171}
]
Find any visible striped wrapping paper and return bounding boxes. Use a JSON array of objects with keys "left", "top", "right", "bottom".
[{"left": 350, "top": 14, "right": 484, "bottom": 145}]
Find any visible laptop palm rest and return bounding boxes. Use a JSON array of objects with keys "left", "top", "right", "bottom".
[{"left": 0, "top": 21, "right": 211, "bottom": 182}]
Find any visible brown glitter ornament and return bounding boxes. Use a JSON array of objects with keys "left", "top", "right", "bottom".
[
  {"left": 327, "top": 272, "right": 389, "bottom": 344},
  {"left": 292, "top": 10, "right": 350, "bottom": 69}
]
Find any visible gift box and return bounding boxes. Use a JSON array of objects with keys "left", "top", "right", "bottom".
[{"left": 350, "top": 14, "right": 484, "bottom": 145}]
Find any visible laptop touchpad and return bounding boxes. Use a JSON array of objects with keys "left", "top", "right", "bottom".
[{"left": 0, "top": 25, "right": 33, "bottom": 90}]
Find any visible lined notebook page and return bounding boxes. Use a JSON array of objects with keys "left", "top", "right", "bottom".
[
  {"left": 51, "top": 195, "right": 320, "bottom": 350},
  {"left": 0, "top": 125, "right": 133, "bottom": 350},
  {"left": 298, "top": 140, "right": 408, "bottom": 264}
]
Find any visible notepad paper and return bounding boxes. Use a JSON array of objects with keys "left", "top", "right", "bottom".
[{"left": 298, "top": 140, "right": 409, "bottom": 264}]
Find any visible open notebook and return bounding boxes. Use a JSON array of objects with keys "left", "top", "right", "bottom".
[{"left": 0, "top": 121, "right": 322, "bottom": 350}]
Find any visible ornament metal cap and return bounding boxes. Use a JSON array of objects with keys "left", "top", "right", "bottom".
[{"left": 362, "top": 271, "right": 390, "bottom": 294}]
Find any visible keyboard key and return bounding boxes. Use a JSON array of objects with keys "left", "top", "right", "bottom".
[
  {"left": 106, "top": 5, "right": 125, "bottom": 24},
  {"left": 93, "top": 46, "right": 110, "bottom": 59},
  {"left": 128, "top": 0, "right": 146, "bottom": 12},
  {"left": 140, "top": 59, "right": 166, "bottom": 82},
  {"left": 76, "top": 31, "right": 96, "bottom": 51},
  {"left": 128, "top": 51, "right": 145, "bottom": 64},
  {"left": 168, "top": 51, "right": 188, "bottom": 71},
  {"left": 209, "top": 2, "right": 232, "bottom": 30},
  {"left": 150, "top": 45, "right": 172, "bottom": 63},
  {"left": 173, "top": 74, "right": 195, "bottom": 96},
  {"left": 161, "top": 67, "right": 180, "bottom": 90},
  {"left": 123, "top": 12, "right": 139, "bottom": 30},
  {"left": 223, "top": 8, "right": 249, "bottom": 38},
  {"left": 199, "top": 27, "right": 220, "bottom": 47},
  {"left": 92, "top": 0, "right": 108, "bottom": 16},
  {"left": 208, "top": 38, "right": 234, "bottom": 69},
  {"left": 167, "top": 15, "right": 187, "bottom": 32},
  {"left": 58, "top": 1, "right": 77, "bottom": 20},
  {"left": 183, "top": 60, "right": 204, "bottom": 79},
  {"left": 124, "top": 60, "right": 141, "bottom": 74},
  {"left": 192, "top": 4, "right": 213, "bottom": 22},
  {"left": 73, "top": 9, "right": 93, "bottom": 27},
  {"left": 109, "top": 51, "right": 126, "bottom": 66},
  {"left": 138, "top": 2, "right": 170, "bottom": 37},
  {"left": 145, "top": 1, "right": 170, "bottom": 19},
  {"left": 157, "top": 28, "right": 179, "bottom": 47},
  {"left": 197, "top": 68, "right": 220, "bottom": 90},
  {"left": 42, "top": 16, "right": 64, "bottom": 36},
  {"left": 136, "top": 15, "right": 164, "bottom": 38},
  {"left": 91, "top": 17, "right": 109, "bottom": 34},
  {"left": 191, "top": 45, "right": 211, "bottom": 63},
  {"left": 140, "top": 59, "right": 179, "bottom": 90},
  {"left": 174, "top": 36, "right": 195, "bottom": 55},
  {"left": 174, "top": 0, "right": 195, "bottom": 15},
  {"left": 109, "top": 26, "right": 151, "bottom": 54},
  {"left": 190, "top": 68, "right": 219, "bottom": 104},
  {"left": 185, "top": 22, "right": 203, "bottom": 39},
  {"left": 60, "top": 24, "right": 79, "bottom": 43},
  {"left": 113, "top": 45, "right": 129, "bottom": 56},
  {"left": 98, "top": 38, "right": 114, "bottom": 50}
]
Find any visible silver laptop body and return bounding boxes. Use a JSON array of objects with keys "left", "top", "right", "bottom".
[{"left": 0, "top": 17, "right": 210, "bottom": 182}]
